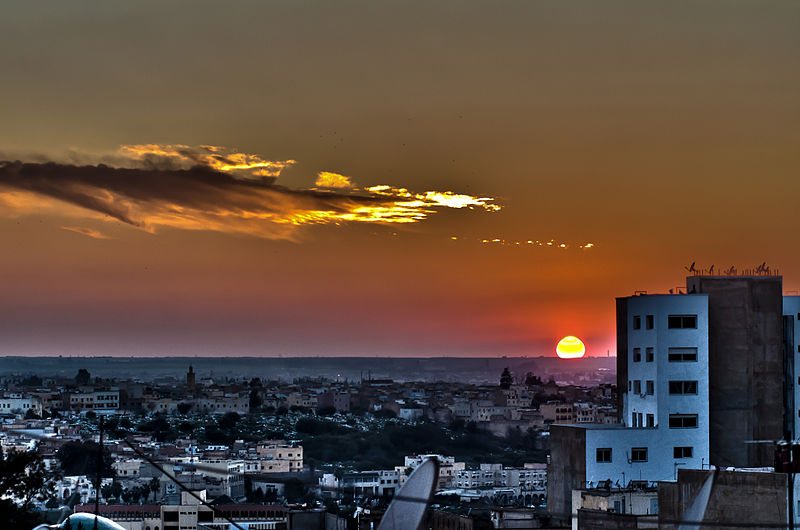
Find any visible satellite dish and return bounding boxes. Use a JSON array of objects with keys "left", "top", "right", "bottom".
[
  {"left": 33, "top": 513, "right": 128, "bottom": 530},
  {"left": 678, "top": 470, "right": 715, "bottom": 530},
  {"left": 378, "top": 458, "right": 440, "bottom": 530}
]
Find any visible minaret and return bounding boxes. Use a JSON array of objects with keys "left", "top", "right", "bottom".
[{"left": 186, "top": 365, "right": 196, "bottom": 390}]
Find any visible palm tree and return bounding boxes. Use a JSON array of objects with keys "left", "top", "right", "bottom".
[{"left": 148, "top": 477, "right": 160, "bottom": 502}]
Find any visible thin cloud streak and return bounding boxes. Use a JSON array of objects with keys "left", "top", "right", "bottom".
[{"left": 61, "top": 225, "right": 111, "bottom": 239}]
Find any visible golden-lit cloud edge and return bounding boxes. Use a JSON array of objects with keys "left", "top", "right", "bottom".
[{"left": 0, "top": 144, "right": 501, "bottom": 241}]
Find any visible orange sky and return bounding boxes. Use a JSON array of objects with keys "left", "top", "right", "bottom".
[{"left": 0, "top": 1, "right": 798, "bottom": 357}]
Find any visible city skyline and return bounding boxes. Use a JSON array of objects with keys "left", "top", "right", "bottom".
[{"left": 1, "top": 1, "right": 799, "bottom": 357}]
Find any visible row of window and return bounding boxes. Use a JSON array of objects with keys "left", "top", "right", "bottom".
[
  {"left": 629, "top": 380, "right": 655, "bottom": 395},
  {"left": 632, "top": 314, "right": 698, "bottom": 330},
  {"left": 631, "top": 412, "right": 654, "bottom": 428},
  {"left": 629, "top": 413, "right": 698, "bottom": 429},
  {"left": 632, "top": 347, "right": 699, "bottom": 362},
  {"left": 596, "top": 446, "right": 694, "bottom": 463},
  {"left": 632, "top": 347, "right": 654, "bottom": 362},
  {"left": 628, "top": 380, "right": 698, "bottom": 395}
]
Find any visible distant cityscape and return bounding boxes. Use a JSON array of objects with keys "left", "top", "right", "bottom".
[{"left": 4, "top": 273, "right": 800, "bottom": 529}]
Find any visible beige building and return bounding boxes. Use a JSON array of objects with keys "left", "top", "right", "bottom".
[
  {"left": 539, "top": 402, "right": 574, "bottom": 424},
  {"left": 69, "top": 390, "right": 120, "bottom": 412},
  {"left": 256, "top": 440, "right": 303, "bottom": 472}
]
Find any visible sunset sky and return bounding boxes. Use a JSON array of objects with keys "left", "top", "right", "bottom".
[{"left": 1, "top": 1, "right": 798, "bottom": 357}]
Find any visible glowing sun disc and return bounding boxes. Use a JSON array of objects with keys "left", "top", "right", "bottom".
[{"left": 556, "top": 336, "right": 586, "bottom": 359}]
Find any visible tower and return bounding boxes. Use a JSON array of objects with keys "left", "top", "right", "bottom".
[{"left": 186, "top": 365, "right": 196, "bottom": 390}]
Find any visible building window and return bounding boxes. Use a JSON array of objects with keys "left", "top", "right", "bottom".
[
  {"left": 646, "top": 380, "right": 654, "bottom": 395},
  {"left": 646, "top": 347, "right": 654, "bottom": 362},
  {"left": 669, "top": 414, "right": 698, "bottom": 428},
  {"left": 668, "top": 347, "right": 698, "bottom": 362},
  {"left": 646, "top": 315, "right": 654, "bottom": 329},
  {"left": 633, "top": 316, "right": 641, "bottom": 329},
  {"left": 646, "top": 413, "right": 654, "bottom": 427},
  {"left": 668, "top": 381, "right": 698, "bottom": 394},
  {"left": 668, "top": 315, "right": 697, "bottom": 329},
  {"left": 633, "top": 380, "right": 641, "bottom": 394},
  {"left": 631, "top": 447, "right": 648, "bottom": 462},
  {"left": 596, "top": 448, "right": 612, "bottom": 463},
  {"left": 628, "top": 381, "right": 632, "bottom": 391},
  {"left": 674, "top": 446, "right": 693, "bottom": 459},
  {"left": 633, "top": 348, "right": 641, "bottom": 362}
]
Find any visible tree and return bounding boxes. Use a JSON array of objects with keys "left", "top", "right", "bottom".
[
  {"left": 500, "top": 367, "right": 513, "bottom": 389},
  {"left": 176, "top": 402, "right": 193, "bottom": 415},
  {"left": 56, "top": 440, "right": 114, "bottom": 477},
  {"left": 249, "top": 389, "right": 262, "bottom": 410},
  {"left": 0, "top": 447, "right": 55, "bottom": 527},
  {"left": 178, "top": 421, "right": 195, "bottom": 434},
  {"left": 75, "top": 368, "right": 91, "bottom": 386},
  {"left": 20, "top": 375, "right": 43, "bottom": 387},
  {"left": 219, "top": 411, "right": 240, "bottom": 430},
  {"left": 524, "top": 371, "right": 542, "bottom": 387},
  {"left": 283, "top": 478, "right": 306, "bottom": 503},
  {"left": 148, "top": 477, "right": 160, "bottom": 502},
  {"left": 101, "top": 483, "right": 115, "bottom": 501}
]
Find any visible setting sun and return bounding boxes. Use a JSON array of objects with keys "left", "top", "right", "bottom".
[{"left": 556, "top": 336, "right": 586, "bottom": 359}]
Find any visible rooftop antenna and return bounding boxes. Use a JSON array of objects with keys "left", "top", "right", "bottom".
[
  {"left": 709, "top": 264, "right": 714, "bottom": 275},
  {"left": 684, "top": 261, "right": 696, "bottom": 273}
]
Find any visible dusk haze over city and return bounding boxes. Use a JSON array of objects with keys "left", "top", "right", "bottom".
[
  {"left": 1, "top": 1, "right": 798, "bottom": 359},
  {"left": 2, "top": 2, "right": 800, "bottom": 530}
]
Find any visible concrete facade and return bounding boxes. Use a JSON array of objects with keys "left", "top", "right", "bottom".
[
  {"left": 658, "top": 468, "right": 787, "bottom": 529},
  {"left": 686, "top": 275, "right": 785, "bottom": 467}
]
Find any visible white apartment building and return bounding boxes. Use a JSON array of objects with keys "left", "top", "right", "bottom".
[
  {"left": 589, "top": 293, "right": 710, "bottom": 485},
  {"left": 321, "top": 469, "right": 400, "bottom": 498},
  {"left": 0, "top": 393, "right": 42, "bottom": 415},
  {"left": 401, "top": 454, "right": 465, "bottom": 490},
  {"left": 549, "top": 292, "right": 710, "bottom": 521},
  {"left": 454, "top": 463, "right": 547, "bottom": 491}
]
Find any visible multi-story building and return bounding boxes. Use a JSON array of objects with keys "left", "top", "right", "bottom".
[
  {"left": 256, "top": 440, "right": 303, "bottom": 473},
  {"left": 0, "top": 393, "right": 42, "bottom": 415},
  {"left": 77, "top": 490, "right": 287, "bottom": 530},
  {"left": 454, "top": 463, "right": 547, "bottom": 492},
  {"left": 573, "top": 403, "right": 598, "bottom": 424},
  {"left": 549, "top": 273, "right": 796, "bottom": 525},
  {"left": 69, "top": 389, "right": 120, "bottom": 412},
  {"left": 540, "top": 402, "right": 574, "bottom": 424},
  {"left": 317, "top": 390, "right": 350, "bottom": 412},
  {"left": 195, "top": 394, "right": 249, "bottom": 415},
  {"left": 286, "top": 392, "right": 318, "bottom": 410},
  {"left": 400, "top": 454, "right": 465, "bottom": 490}
]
